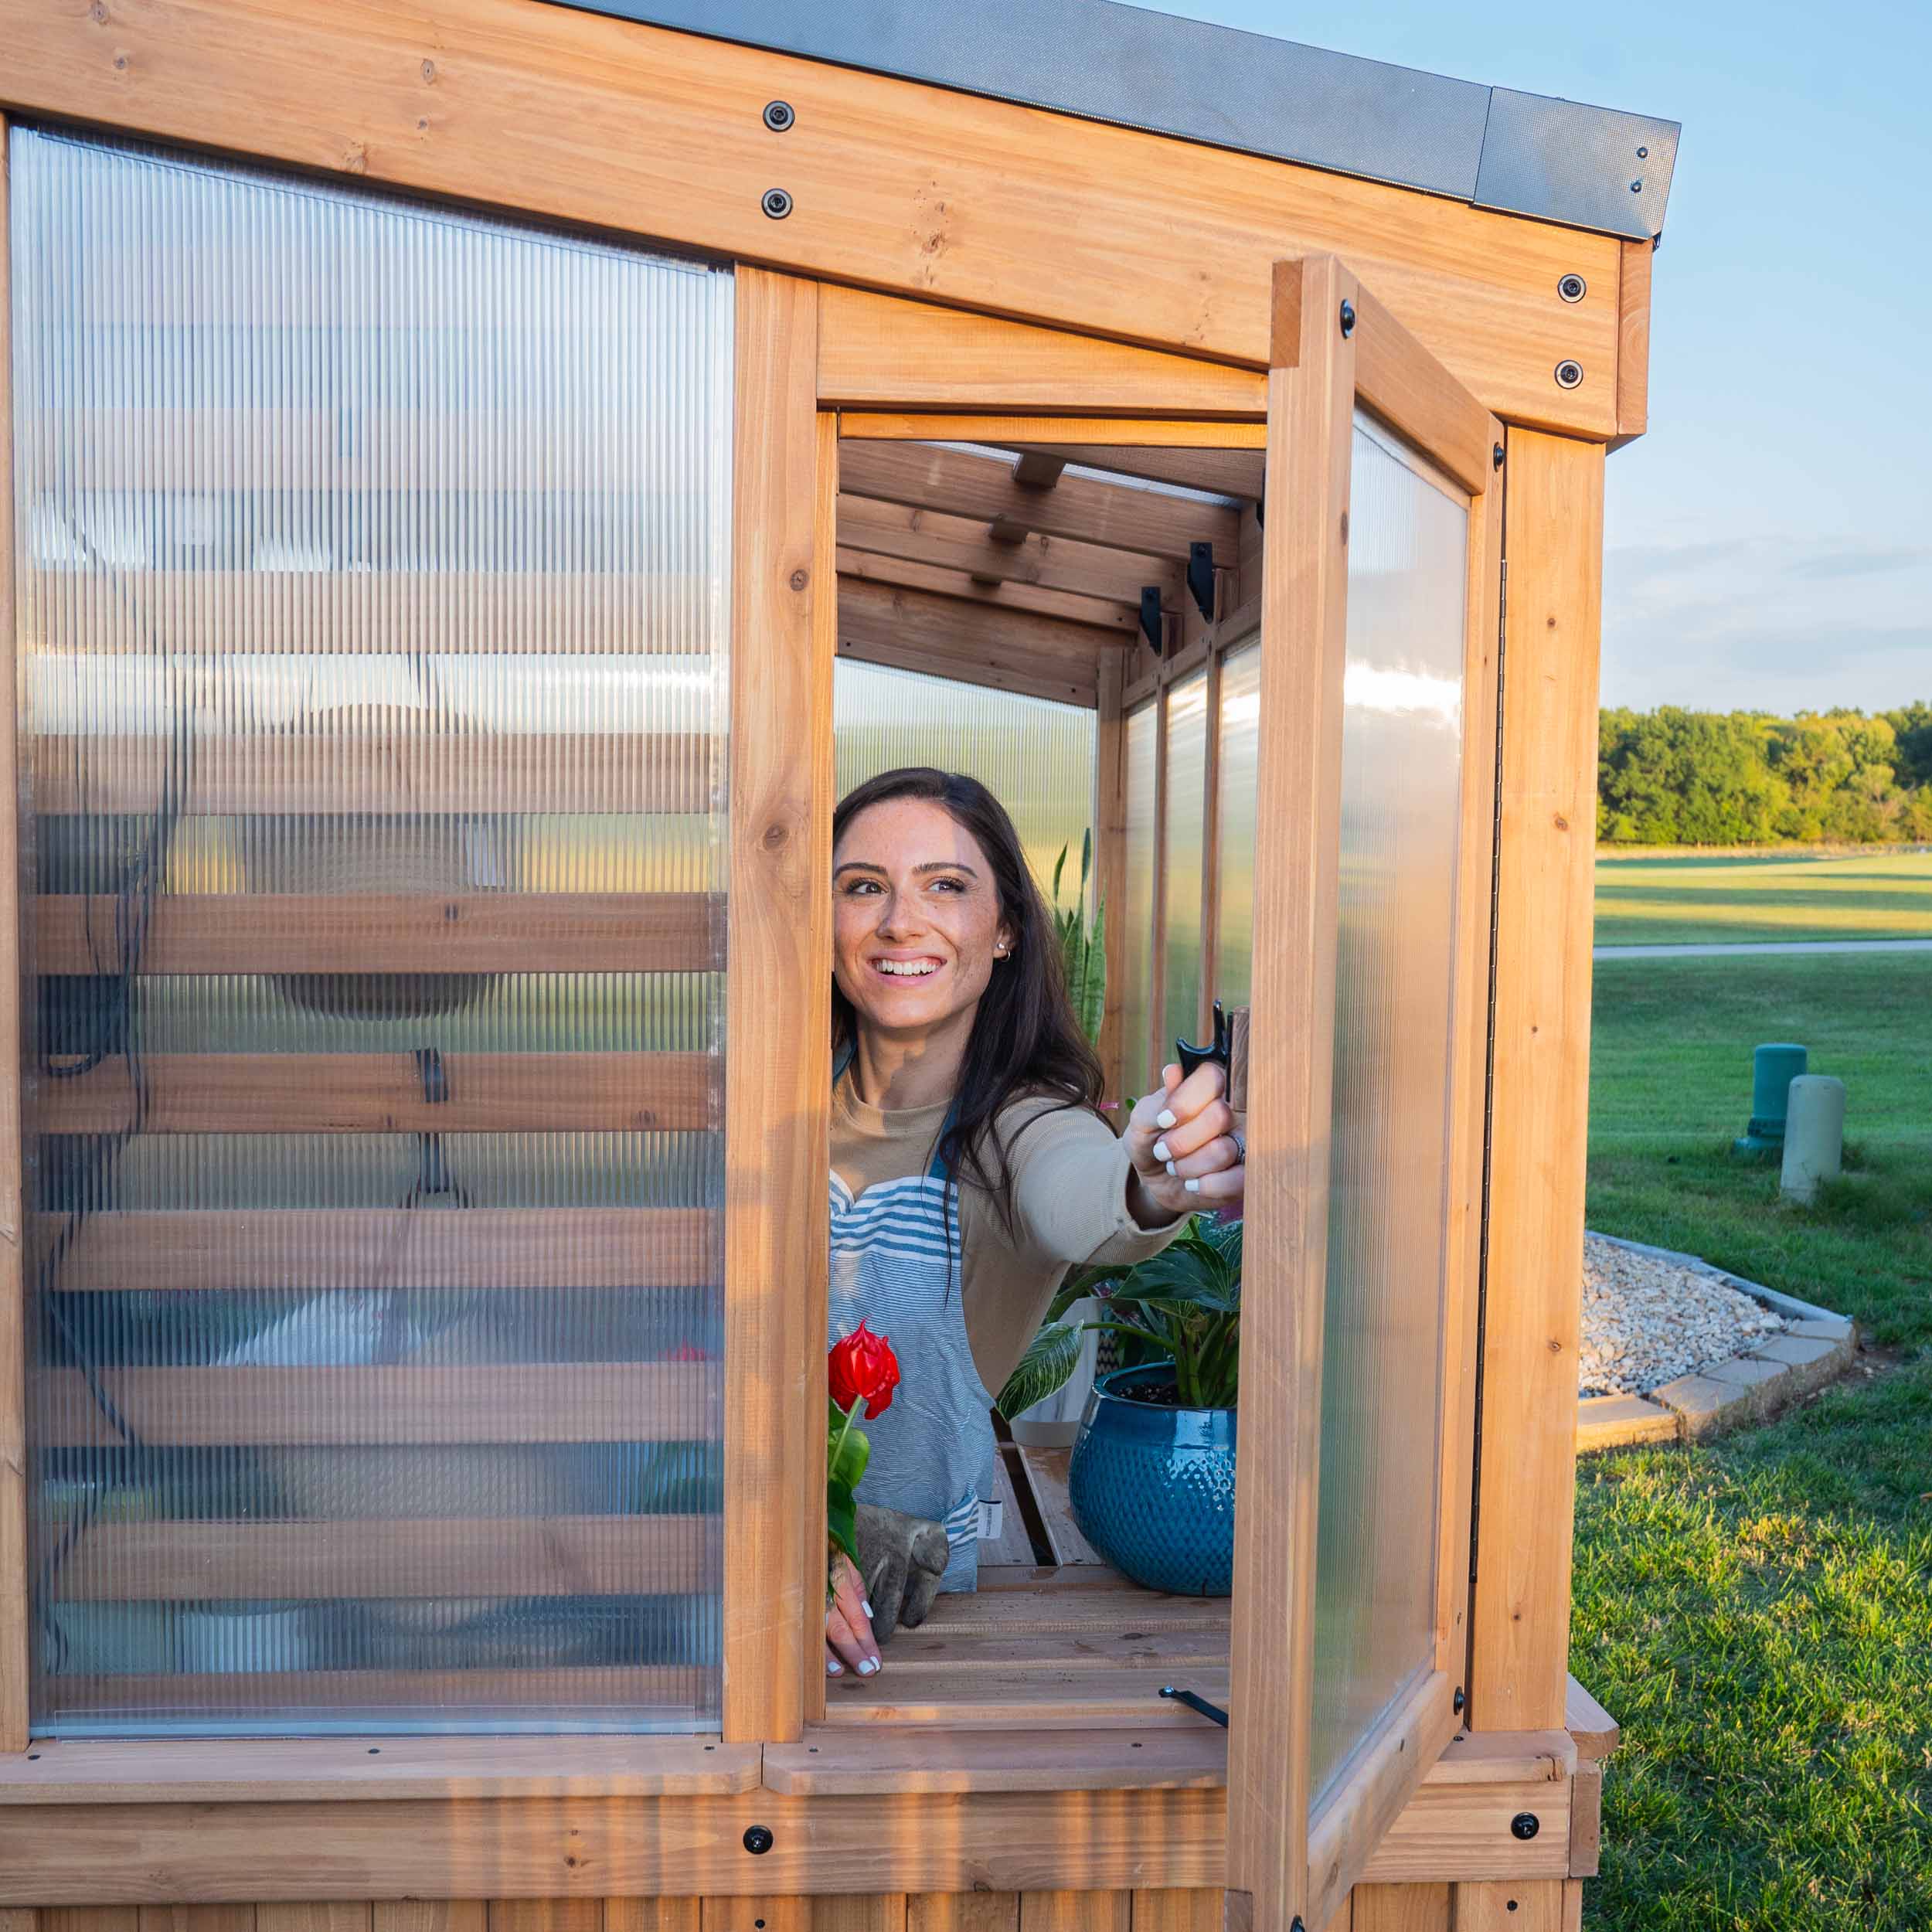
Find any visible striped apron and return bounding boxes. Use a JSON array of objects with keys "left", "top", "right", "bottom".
[{"left": 827, "top": 1089, "right": 996, "bottom": 1594}]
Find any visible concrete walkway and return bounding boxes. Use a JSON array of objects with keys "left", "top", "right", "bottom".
[{"left": 1594, "top": 937, "right": 1932, "bottom": 960}]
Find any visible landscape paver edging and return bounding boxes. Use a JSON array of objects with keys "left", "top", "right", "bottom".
[{"left": 1575, "top": 1233, "right": 1856, "bottom": 1451}]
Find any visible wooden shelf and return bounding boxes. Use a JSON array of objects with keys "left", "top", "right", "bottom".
[
  {"left": 36, "top": 892, "right": 719, "bottom": 975},
  {"left": 35, "top": 1049, "right": 711, "bottom": 1134}
]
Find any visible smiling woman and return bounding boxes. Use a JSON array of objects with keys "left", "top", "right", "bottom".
[{"left": 820, "top": 767, "right": 1243, "bottom": 1675}]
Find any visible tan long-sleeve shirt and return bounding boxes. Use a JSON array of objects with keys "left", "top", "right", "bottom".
[{"left": 829, "top": 1081, "right": 1187, "bottom": 1396}]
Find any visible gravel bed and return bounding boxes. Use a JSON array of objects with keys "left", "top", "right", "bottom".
[{"left": 1579, "top": 1232, "right": 1787, "bottom": 1397}]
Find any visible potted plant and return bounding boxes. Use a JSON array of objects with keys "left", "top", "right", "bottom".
[{"left": 995, "top": 1215, "right": 1240, "bottom": 1596}]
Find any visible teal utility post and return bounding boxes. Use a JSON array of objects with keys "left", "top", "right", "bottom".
[{"left": 1733, "top": 1042, "right": 1808, "bottom": 1161}]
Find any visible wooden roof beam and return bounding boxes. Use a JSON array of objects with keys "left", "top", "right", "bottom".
[
  {"left": 837, "top": 495, "right": 1182, "bottom": 607},
  {"left": 835, "top": 549, "right": 1136, "bottom": 634},
  {"left": 999, "top": 444, "right": 1267, "bottom": 502},
  {"left": 840, "top": 441, "right": 1239, "bottom": 563}
]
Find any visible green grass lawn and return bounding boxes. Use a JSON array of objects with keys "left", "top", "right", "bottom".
[
  {"left": 1578, "top": 951, "right": 1932, "bottom": 1928},
  {"left": 1595, "top": 850, "right": 1932, "bottom": 947}
]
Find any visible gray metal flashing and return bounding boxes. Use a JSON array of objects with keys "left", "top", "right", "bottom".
[{"left": 542, "top": 0, "right": 1677, "bottom": 240}]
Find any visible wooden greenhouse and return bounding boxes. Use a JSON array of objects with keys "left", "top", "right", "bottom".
[{"left": 0, "top": 4, "right": 1672, "bottom": 1930}]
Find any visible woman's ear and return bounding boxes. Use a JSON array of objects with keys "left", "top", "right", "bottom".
[{"left": 994, "top": 924, "right": 1015, "bottom": 960}]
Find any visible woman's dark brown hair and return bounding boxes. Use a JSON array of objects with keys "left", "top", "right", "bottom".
[{"left": 832, "top": 767, "right": 1104, "bottom": 1230}]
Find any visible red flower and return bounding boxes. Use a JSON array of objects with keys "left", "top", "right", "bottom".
[{"left": 828, "top": 1321, "right": 900, "bottom": 1420}]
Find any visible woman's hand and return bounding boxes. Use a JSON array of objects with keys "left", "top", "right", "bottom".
[
  {"left": 1124, "top": 1061, "right": 1245, "bottom": 1225},
  {"left": 825, "top": 1549, "right": 881, "bottom": 1679}
]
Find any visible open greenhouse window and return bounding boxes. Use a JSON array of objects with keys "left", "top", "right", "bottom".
[{"left": 816, "top": 421, "right": 1266, "bottom": 1732}]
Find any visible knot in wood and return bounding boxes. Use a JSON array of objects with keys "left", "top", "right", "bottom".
[
  {"left": 762, "top": 822, "right": 791, "bottom": 852},
  {"left": 421, "top": 58, "right": 437, "bottom": 83},
  {"left": 789, "top": 568, "right": 809, "bottom": 592}
]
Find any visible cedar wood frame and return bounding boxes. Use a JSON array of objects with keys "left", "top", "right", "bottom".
[{"left": 0, "top": 3, "right": 1632, "bottom": 1927}]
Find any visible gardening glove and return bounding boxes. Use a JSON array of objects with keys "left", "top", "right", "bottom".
[{"left": 854, "top": 1501, "right": 948, "bottom": 1641}]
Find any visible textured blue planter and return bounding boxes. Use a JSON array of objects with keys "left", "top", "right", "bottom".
[{"left": 1067, "top": 1364, "right": 1236, "bottom": 1597}]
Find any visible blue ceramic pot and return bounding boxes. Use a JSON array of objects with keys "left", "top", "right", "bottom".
[{"left": 1067, "top": 1364, "right": 1236, "bottom": 1596}]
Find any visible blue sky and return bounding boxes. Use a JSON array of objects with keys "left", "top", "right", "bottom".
[{"left": 1139, "top": 0, "right": 1932, "bottom": 716}]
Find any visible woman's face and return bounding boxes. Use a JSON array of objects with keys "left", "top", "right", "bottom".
[{"left": 833, "top": 798, "right": 1015, "bottom": 1042}]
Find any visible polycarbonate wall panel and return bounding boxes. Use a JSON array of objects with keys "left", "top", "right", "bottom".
[
  {"left": 10, "top": 127, "right": 733, "bottom": 1735},
  {"left": 1121, "top": 704, "right": 1158, "bottom": 1101},
  {"left": 1309, "top": 413, "right": 1469, "bottom": 1796},
  {"left": 834, "top": 660, "right": 1096, "bottom": 894},
  {"left": 1161, "top": 671, "right": 1209, "bottom": 1055},
  {"left": 1213, "top": 640, "right": 1261, "bottom": 1015}
]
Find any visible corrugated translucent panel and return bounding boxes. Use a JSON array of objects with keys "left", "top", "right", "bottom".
[
  {"left": 1310, "top": 413, "right": 1469, "bottom": 1798},
  {"left": 1213, "top": 640, "right": 1262, "bottom": 1015},
  {"left": 1121, "top": 705, "right": 1158, "bottom": 1100},
  {"left": 10, "top": 127, "right": 734, "bottom": 1736},
  {"left": 833, "top": 659, "right": 1096, "bottom": 913},
  {"left": 1161, "top": 671, "right": 1209, "bottom": 1054}
]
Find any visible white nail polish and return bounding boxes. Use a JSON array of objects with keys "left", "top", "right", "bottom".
[
  {"left": 1152, "top": 1139, "right": 1171, "bottom": 1162},
  {"left": 1184, "top": 1179, "right": 1201, "bottom": 1194},
  {"left": 827, "top": 1659, "right": 843, "bottom": 1675},
  {"left": 1165, "top": 1161, "right": 1176, "bottom": 1176},
  {"left": 1156, "top": 1110, "right": 1177, "bottom": 1130},
  {"left": 862, "top": 1600, "right": 874, "bottom": 1618},
  {"left": 859, "top": 1657, "right": 880, "bottom": 1675}
]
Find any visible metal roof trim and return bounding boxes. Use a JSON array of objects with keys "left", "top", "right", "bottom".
[{"left": 542, "top": 0, "right": 1677, "bottom": 241}]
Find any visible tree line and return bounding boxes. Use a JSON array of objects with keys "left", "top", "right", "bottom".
[{"left": 1598, "top": 702, "right": 1932, "bottom": 845}]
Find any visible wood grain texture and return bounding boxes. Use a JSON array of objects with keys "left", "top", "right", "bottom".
[
  {"left": 819, "top": 290, "right": 1267, "bottom": 418},
  {"left": 372, "top": 1907, "right": 485, "bottom": 1932},
  {"left": 1566, "top": 1761, "right": 1601, "bottom": 1879},
  {"left": 137, "top": 1913, "right": 253, "bottom": 1932},
  {"left": 837, "top": 574, "right": 1104, "bottom": 707},
  {"left": 765, "top": 1726, "right": 1225, "bottom": 1796},
  {"left": 35, "top": 893, "right": 719, "bottom": 977},
  {"left": 603, "top": 1906, "right": 699, "bottom": 1932},
  {"left": 1614, "top": 240, "right": 1653, "bottom": 447},
  {"left": 1447, "top": 1883, "right": 1577, "bottom": 1932},
  {"left": 1014, "top": 1896, "right": 1128, "bottom": 1932},
  {"left": 1352, "top": 289, "right": 1495, "bottom": 496},
  {"left": 34, "top": 1052, "right": 711, "bottom": 1137},
  {"left": 699, "top": 1904, "right": 806, "bottom": 1932},
  {"left": 29, "top": 733, "right": 711, "bottom": 818},
  {"left": 906, "top": 1902, "right": 1015, "bottom": 1932},
  {"left": 33, "top": 1208, "right": 713, "bottom": 1294},
  {"left": 257, "top": 1908, "right": 372, "bottom": 1932},
  {"left": 47, "top": 1513, "right": 718, "bottom": 1604},
  {"left": 1437, "top": 450, "right": 1505, "bottom": 1689},
  {"left": 804, "top": 1900, "right": 905, "bottom": 1932},
  {"left": 44, "top": 1916, "right": 140, "bottom": 1932},
  {"left": 0, "top": 107, "right": 27, "bottom": 1759},
  {"left": 0, "top": 1736, "right": 755, "bottom": 1805},
  {"left": 836, "top": 550, "right": 1135, "bottom": 631},
  {"left": 0, "top": 0, "right": 1621, "bottom": 434},
  {"left": 1224, "top": 253, "right": 1357, "bottom": 1932},
  {"left": 1563, "top": 1677, "right": 1619, "bottom": 1760},
  {"left": 486, "top": 1906, "right": 599, "bottom": 1932},
  {"left": 1125, "top": 1894, "right": 1219, "bottom": 1932},
  {"left": 1349, "top": 1886, "right": 1447, "bottom": 1932},
  {"left": 723, "top": 270, "right": 831, "bottom": 1745},
  {"left": 838, "top": 498, "right": 1178, "bottom": 607},
  {"left": 840, "top": 445, "right": 1240, "bottom": 565},
  {"left": 31, "top": 1362, "right": 716, "bottom": 1447},
  {"left": 1469, "top": 430, "right": 1604, "bottom": 1731}
]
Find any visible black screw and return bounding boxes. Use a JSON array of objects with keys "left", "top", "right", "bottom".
[
  {"left": 1338, "top": 299, "right": 1355, "bottom": 338},
  {"left": 1554, "top": 359, "right": 1584, "bottom": 390},
  {"left": 1558, "top": 273, "right": 1587, "bottom": 303},
  {"left": 1510, "top": 1811, "right": 1541, "bottom": 1841},
  {"left": 1630, "top": 179, "right": 1644, "bottom": 193},
  {"left": 1637, "top": 144, "right": 1649, "bottom": 158},
  {"left": 743, "top": 1825, "right": 774, "bottom": 1855},
  {"left": 1454, "top": 1685, "right": 1468, "bottom": 1713},
  {"left": 763, "top": 100, "right": 794, "bottom": 131},
  {"left": 1291, "top": 1921, "right": 1305, "bottom": 1932},
  {"left": 761, "top": 188, "right": 793, "bottom": 219},
  {"left": 1491, "top": 444, "right": 1503, "bottom": 472}
]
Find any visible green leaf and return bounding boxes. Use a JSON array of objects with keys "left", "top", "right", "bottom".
[
  {"left": 993, "top": 1319, "right": 1085, "bottom": 1421},
  {"left": 827, "top": 1478, "right": 862, "bottom": 1569},
  {"left": 1052, "top": 842, "right": 1070, "bottom": 905},
  {"left": 829, "top": 1425, "right": 870, "bottom": 1492}
]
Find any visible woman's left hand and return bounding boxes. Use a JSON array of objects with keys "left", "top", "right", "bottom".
[{"left": 1124, "top": 1061, "right": 1245, "bottom": 1225}]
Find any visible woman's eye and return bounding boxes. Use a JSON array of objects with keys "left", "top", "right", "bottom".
[{"left": 927, "top": 876, "right": 965, "bottom": 893}]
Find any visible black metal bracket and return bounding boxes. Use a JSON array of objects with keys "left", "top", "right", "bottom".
[
  {"left": 1159, "top": 1683, "right": 1229, "bottom": 1728},
  {"left": 1139, "top": 585, "right": 1168, "bottom": 655},
  {"left": 1175, "top": 1000, "right": 1230, "bottom": 1082},
  {"left": 1186, "top": 540, "right": 1216, "bottom": 621}
]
